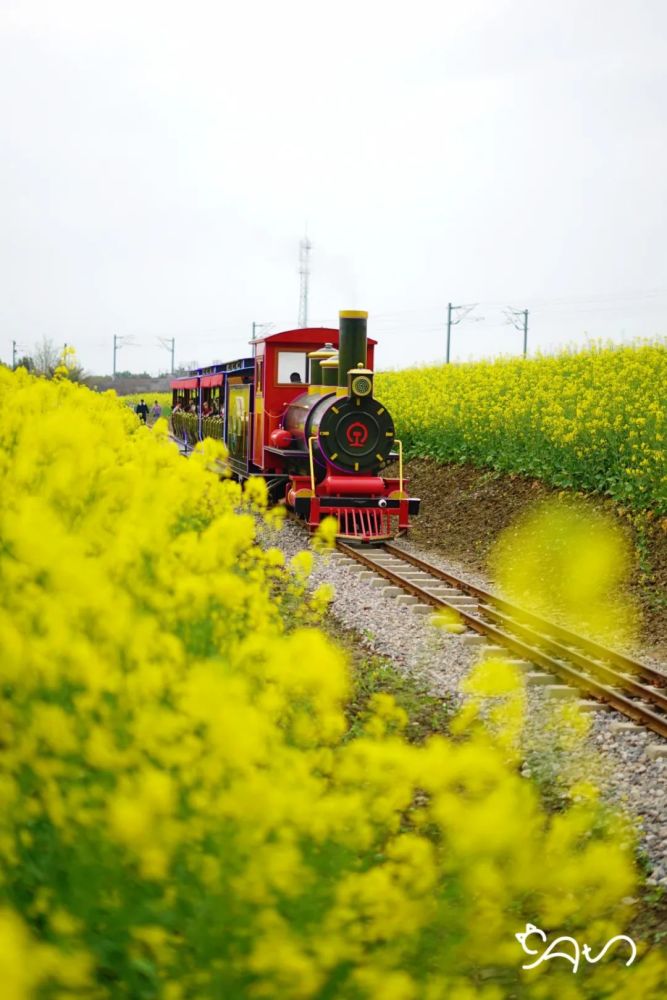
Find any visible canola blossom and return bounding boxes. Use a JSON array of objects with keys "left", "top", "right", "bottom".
[
  {"left": 490, "top": 499, "right": 640, "bottom": 648},
  {"left": 376, "top": 342, "right": 667, "bottom": 514},
  {"left": 1, "top": 367, "right": 666, "bottom": 998}
]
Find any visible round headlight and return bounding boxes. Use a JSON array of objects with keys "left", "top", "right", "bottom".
[{"left": 351, "top": 375, "right": 372, "bottom": 397}]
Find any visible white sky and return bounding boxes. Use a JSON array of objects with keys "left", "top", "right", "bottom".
[{"left": 1, "top": 0, "right": 666, "bottom": 374}]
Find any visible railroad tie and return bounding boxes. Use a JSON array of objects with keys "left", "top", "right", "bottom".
[
  {"left": 524, "top": 672, "right": 554, "bottom": 686},
  {"left": 460, "top": 634, "right": 486, "bottom": 646},
  {"left": 543, "top": 685, "right": 578, "bottom": 700}
]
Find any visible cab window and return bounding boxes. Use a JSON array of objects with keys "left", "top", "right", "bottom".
[{"left": 277, "top": 351, "right": 307, "bottom": 385}]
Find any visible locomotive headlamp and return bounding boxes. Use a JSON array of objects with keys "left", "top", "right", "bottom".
[
  {"left": 351, "top": 374, "right": 372, "bottom": 397},
  {"left": 349, "top": 364, "right": 374, "bottom": 399}
]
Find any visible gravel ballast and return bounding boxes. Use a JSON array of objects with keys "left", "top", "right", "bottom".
[{"left": 270, "top": 520, "right": 667, "bottom": 884}]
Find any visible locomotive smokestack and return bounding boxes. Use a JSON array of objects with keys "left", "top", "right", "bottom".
[{"left": 338, "top": 310, "right": 368, "bottom": 389}]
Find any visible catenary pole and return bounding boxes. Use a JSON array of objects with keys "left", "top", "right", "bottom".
[
  {"left": 251, "top": 322, "right": 272, "bottom": 358},
  {"left": 446, "top": 302, "right": 477, "bottom": 362},
  {"left": 446, "top": 302, "right": 452, "bottom": 363},
  {"left": 504, "top": 306, "right": 529, "bottom": 357},
  {"left": 157, "top": 337, "right": 175, "bottom": 373}
]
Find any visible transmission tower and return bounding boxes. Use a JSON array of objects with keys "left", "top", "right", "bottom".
[{"left": 298, "top": 235, "right": 312, "bottom": 328}]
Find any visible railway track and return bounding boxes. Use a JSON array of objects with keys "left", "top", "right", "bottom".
[{"left": 335, "top": 540, "right": 667, "bottom": 742}]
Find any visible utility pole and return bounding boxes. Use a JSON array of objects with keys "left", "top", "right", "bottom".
[
  {"left": 12, "top": 340, "right": 17, "bottom": 369},
  {"left": 251, "top": 322, "right": 272, "bottom": 357},
  {"left": 113, "top": 334, "right": 137, "bottom": 376},
  {"left": 446, "top": 302, "right": 478, "bottom": 363},
  {"left": 522, "top": 309, "right": 529, "bottom": 357},
  {"left": 504, "top": 308, "right": 529, "bottom": 357},
  {"left": 446, "top": 303, "right": 452, "bottom": 363},
  {"left": 157, "top": 337, "right": 175, "bottom": 374},
  {"left": 298, "top": 234, "right": 312, "bottom": 328}
]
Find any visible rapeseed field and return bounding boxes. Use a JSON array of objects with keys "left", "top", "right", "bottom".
[
  {"left": 376, "top": 342, "right": 666, "bottom": 514},
  {"left": 1, "top": 368, "right": 665, "bottom": 997}
]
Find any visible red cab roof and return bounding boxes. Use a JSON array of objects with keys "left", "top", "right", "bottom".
[{"left": 254, "top": 326, "right": 377, "bottom": 346}]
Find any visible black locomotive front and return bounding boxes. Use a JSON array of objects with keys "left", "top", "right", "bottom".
[
  {"left": 281, "top": 311, "right": 419, "bottom": 541},
  {"left": 284, "top": 373, "right": 396, "bottom": 479}
]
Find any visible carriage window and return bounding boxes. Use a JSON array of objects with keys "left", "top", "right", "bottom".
[{"left": 277, "top": 352, "right": 307, "bottom": 385}]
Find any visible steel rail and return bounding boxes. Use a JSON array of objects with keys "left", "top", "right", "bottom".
[
  {"left": 336, "top": 541, "right": 667, "bottom": 740},
  {"left": 482, "top": 606, "right": 667, "bottom": 712},
  {"left": 383, "top": 543, "right": 665, "bottom": 688}
]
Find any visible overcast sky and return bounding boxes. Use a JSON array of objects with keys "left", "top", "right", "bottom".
[{"left": 1, "top": 0, "right": 666, "bottom": 375}]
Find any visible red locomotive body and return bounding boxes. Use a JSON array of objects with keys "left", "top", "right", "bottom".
[{"left": 171, "top": 311, "right": 420, "bottom": 542}]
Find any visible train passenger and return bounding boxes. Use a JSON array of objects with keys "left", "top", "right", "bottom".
[{"left": 290, "top": 372, "right": 302, "bottom": 383}]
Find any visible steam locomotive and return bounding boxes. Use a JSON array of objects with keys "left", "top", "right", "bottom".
[{"left": 171, "top": 311, "right": 420, "bottom": 541}]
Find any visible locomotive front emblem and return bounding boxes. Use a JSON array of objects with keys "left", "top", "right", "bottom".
[{"left": 346, "top": 422, "right": 369, "bottom": 447}]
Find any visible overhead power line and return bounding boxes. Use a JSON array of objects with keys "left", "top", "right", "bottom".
[{"left": 365, "top": 286, "right": 667, "bottom": 329}]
